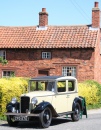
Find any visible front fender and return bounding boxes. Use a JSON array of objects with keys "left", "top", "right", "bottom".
[
  {"left": 6, "top": 103, "right": 13, "bottom": 112},
  {"left": 35, "top": 101, "right": 51, "bottom": 110},
  {"left": 6, "top": 102, "right": 19, "bottom": 112},
  {"left": 32, "top": 101, "right": 58, "bottom": 117}
]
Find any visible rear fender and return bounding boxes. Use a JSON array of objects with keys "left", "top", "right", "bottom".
[{"left": 72, "top": 97, "right": 83, "bottom": 111}]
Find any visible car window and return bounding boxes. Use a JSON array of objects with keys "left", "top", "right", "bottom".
[
  {"left": 57, "top": 81, "right": 66, "bottom": 92},
  {"left": 47, "top": 82, "right": 55, "bottom": 92},
  {"left": 68, "top": 81, "right": 75, "bottom": 91},
  {"left": 30, "top": 81, "right": 44, "bottom": 91},
  {"left": 29, "top": 81, "right": 55, "bottom": 92}
]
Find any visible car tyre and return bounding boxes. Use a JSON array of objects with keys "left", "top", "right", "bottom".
[
  {"left": 39, "top": 107, "right": 52, "bottom": 128},
  {"left": 71, "top": 102, "right": 80, "bottom": 121},
  {"left": 7, "top": 115, "right": 19, "bottom": 127}
]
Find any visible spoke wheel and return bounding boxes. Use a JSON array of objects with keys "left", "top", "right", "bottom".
[
  {"left": 71, "top": 102, "right": 80, "bottom": 121},
  {"left": 7, "top": 115, "right": 19, "bottom": 127},
  {"left": 39, "top": 107, "right": 52, "bottom": 128}
]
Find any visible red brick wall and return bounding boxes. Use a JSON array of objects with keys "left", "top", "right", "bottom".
[
  {"left": 94, "top": 30, "right": 101, "bottom": 83},
  {"left": 0, "top": 48, "right": 96, "bottom": 82}
]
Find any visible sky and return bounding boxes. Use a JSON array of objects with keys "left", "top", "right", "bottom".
[{"left": 0, "top": 0, "right": 101, "bottom": 27}]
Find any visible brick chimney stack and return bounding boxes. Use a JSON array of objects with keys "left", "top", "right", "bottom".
[
  {"left": 39, "top": 8, "right": 48, "bottom": 26},
  {"left": 92, "top": 2, "right": 100, "bottom": 28}
]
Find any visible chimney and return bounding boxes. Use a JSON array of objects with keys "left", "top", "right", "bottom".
[
  {"left": 92, "top": 2, "right": 100, "bottom": 28},
  {"left": 39, "top": 8, "right": 48, "bottom": 26}
]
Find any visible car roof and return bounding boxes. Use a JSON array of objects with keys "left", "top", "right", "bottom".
[{"left": 30, "top": 76, "right": 76, "bottom": 81}]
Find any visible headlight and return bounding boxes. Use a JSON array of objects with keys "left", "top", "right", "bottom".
[
  {"left": 11, "top": 97, "right": 17, "bottom": 104},
  {"left": 31, "top": 97, "right": 38, "bottom": 105}
]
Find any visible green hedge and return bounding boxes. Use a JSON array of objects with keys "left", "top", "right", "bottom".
[
  {"left": 78, "top": 80, "right": 101, "bottom": 109},
  {"left": 0, "top": 77, "right": 29, "bottom": 116}
]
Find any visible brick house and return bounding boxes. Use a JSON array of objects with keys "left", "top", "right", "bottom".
[{"left": 0, "top": 2, "right": 101, "bottom": 82}]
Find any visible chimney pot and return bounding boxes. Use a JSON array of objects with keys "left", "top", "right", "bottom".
[
  {"left": 95, "top": 2, "right": 99, "bottom": 7},
  {"left": 42, "top": 8, "right": 46, "bottom": 12}
]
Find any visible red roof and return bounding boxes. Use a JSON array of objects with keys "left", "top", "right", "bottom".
[{"left": 0, "top": 25, "right": 98, "bottom": 49}]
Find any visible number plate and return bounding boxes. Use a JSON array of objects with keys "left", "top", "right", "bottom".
[{"left": 14, "top": 116, "right": 29, "bottom": 121}]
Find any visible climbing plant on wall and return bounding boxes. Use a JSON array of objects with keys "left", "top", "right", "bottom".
[{"left": 0, "top": 57, "right": 8, "bottom": 65}]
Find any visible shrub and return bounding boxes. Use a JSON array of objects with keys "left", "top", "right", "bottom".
[
  {"left": 0, "top": 77, "right": 29, "bottom": 116},
  {"left": 78, "top": 80, "right": 101, "bottom": 109}
]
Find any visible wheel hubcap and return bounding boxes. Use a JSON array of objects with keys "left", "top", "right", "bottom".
[
  {"left": 43, "top": 110, "right": 50, "bottom": 123},
  {"left": 74, "top": 106, "right": 80, "bottom": 119},
  {"left": 46, "top": 114, "right": 49, "bottom": 120},
  {"left": 75, "top": 108, "right": 79, "bottom": 114}
]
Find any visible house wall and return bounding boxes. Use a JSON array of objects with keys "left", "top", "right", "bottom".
[
  {"left": 0, "top": 48, "right": 95, "bottom": 82},
  {"left": 94, "top": 30, "right": 101, "bottom": 83}
]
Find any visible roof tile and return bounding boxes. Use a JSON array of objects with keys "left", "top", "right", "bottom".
[{"left": 0, "top": 25, "right": 99, "bottom": 48}]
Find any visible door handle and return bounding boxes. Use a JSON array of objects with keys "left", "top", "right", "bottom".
[{"left": 67, "top": 95, "right": 70, "bottom": 98}]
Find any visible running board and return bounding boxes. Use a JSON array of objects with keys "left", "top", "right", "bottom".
[{"left": 58, "top": 111, "right": 74, "bottom": 117}]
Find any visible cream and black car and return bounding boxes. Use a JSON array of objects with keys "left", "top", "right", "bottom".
[{"left": 6, "top": 76, "right": 87, "bottom": 128}]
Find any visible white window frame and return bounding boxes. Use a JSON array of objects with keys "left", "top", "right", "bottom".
[
  {"left": 42, "top": 52, "right": 51, "bottom": 59},
  {"left": 2, "top": 71, "right": 15, "bottom": 78},
  {"left": 62, "top": 66, "right": 76, "bottom": 77},
  {"left": 0, "top": 50, "right": 6, "bottom": 59}
]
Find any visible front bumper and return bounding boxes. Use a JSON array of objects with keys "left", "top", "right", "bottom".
[{"left": 5, "top": 112, "right": 39, "bottom": 117}]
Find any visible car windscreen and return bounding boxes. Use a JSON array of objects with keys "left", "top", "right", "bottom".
[{"left": 29, "top": 80, "right": 55, "bottom": 92}]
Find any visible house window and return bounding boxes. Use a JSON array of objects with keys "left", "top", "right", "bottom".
[
  {"left": 2, "top": 71, "right": 15, "bottom": 77},
  {"left": 62, "top": 66, "right": 76, "bottom": 77},
  {"left": 42, "top": 52, "right": 51, "bottom": 59},
  {"left": 0, "top": 50, "right": 6, "bottom": 59}
]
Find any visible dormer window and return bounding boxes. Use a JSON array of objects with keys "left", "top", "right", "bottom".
[
  {"left": 0, "top": 50, "right": 6, "bottom": 59},
  {"left": 42, "top": 52, "right": 51, "bottom": 59}
]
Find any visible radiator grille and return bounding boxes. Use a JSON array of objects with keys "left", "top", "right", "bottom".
[{"left": 21, "top": 96, "right": 30, "bottom": 113}]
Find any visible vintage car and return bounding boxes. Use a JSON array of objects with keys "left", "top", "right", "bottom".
[{"left": 5, "top": 76, "right": 87, "bottom": 128}]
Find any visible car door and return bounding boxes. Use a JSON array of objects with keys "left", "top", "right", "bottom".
[
  {"left": 66, "top": 80, "right": 78, "bottom": 111},
  {"left": 52, "top": 80, "right": 68, "bottom": 114}
]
